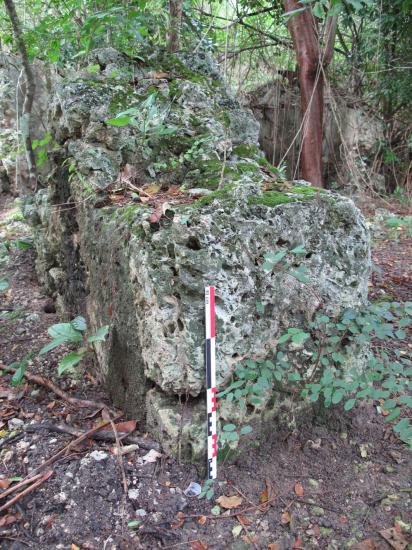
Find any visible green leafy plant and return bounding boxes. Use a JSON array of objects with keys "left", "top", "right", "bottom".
[
  {"left": 106, "top": 92, "right": 177, "bottom": 140},
  {"left": 198, "top": 478, "right": 215, "bottom": 500},
  {"left": 39, "top": 316, "right": 109, "bottom": 376},
  {"left": 384, "top": 215, "right": 412, "bottom": 240},
  {"left": 32, "top": 132, "right": 54, "bottom": 167},
  {"left": 6, "top": 354, "right": 33, "bottom": 385},
  {"left": 0, "top": 276, "right": 9, "bottom": 292},
  {"left": 219, "top": 246, "right": 412, "bottom": 449}
]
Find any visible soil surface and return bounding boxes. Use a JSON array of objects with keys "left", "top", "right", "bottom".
[{"left": 0, "top": 194, "right": 411, "bottom": 550}]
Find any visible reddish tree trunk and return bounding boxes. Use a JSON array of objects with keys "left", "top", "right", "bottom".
[{"left": 283, "top": 0, "right": 336, "bottom": 187}]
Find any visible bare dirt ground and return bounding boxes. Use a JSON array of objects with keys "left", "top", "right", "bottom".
[{"left": 0, "top": 194, "right": 411, "bottom": 550}]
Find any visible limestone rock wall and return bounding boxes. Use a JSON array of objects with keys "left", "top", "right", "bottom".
[{"left": 28, "top": 48, "right": 371, "bottom": 462}]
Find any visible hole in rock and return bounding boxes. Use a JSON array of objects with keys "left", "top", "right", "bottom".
[
  {"left": 276, "top": 238, "right": 289, "bottom": 247},
  {"left": 232, "top": 353, "right": 239, "bottom": 358},
  {"left": 177, "top": 318, "right": 184, "bottom": 331},
  {"left": 186, "top": 236, "right": 201, "bottom": 250},
  {"left": 170, "top": 266, "right": 178, "bottom": 276}
]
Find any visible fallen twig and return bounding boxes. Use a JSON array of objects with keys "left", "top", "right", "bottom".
[
  {"left": 0, "top": 471, "right": 53, "bottom": 513},
  {"left": 0, "top": 432, "right": 24, "bottom": 451},
  {"left": 185, "top": 496, "right": 277, "bottom": 521},
  {"left": 294, "top": 498, "right": 340, "bottom": 514},
  {"left": 25, "top": 422, "right": 161, "bottom": 451},
  {"left": 102, "top": 408, "right": 128, "bottom": 533},
  {"left": 0, "top": 473, "right": 44, "bottom": 501},
  {"left": 25, "top": 415, "right": 121, "bottom": 477},
  {"left": 0, "top": 364, "right": 109, "bottom": 410}
]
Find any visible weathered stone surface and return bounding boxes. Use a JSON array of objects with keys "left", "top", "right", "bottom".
[{"left": 29, "top": 48, "right": 371, "bottom": 463}]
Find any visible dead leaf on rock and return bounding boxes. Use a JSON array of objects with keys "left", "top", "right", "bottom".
[
  {"left": 294, "top": 482, "right": 304, "bottom": 497},
  {"left": 190, "top": 541, "right": 208, "bottom": 550},
  {"left": 268, "top": 544, "right": 280, "bottom": 550},
  {"left": 70, "top": 545, "right": 80, "bottom": 550},
  {"left": 280, "top": 510, "right": 291, "bottom": 524},
  {"left": 216, "top": 495, "right": 243, "bottom": 509},
  {"left": 293, "top": 537, "right": 304, "bottom": 549},
  {"left": 379, "top": 527, "right": 408, "bottom": 550}
]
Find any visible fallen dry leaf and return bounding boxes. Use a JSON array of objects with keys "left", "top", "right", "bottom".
[
  {"left": 216, "top": 495, "right": 243, "bottom": 509},
  {"left": 190, "top": 541, "right": 208, "bottom": 550},
  {"left": 0, "top": 513, "right": 19, "bottom": 527},
  {"left": 379, "top": 527, "right": 408, "bottom": 550},
  {"left": 349, "top": 539, "right": 380, "bottom": 550},
  {"left": 143, "top": 183, "right": 161, "bottom": 195},
  {"left": 71, "top": 545, "right": 80, "bottom": 550},
  {"left": 141, "top": 449, "right": 162, "bottom": 463},
  {"left": 171, "top": 511, "right": 185, "bottom": 529},
  {"left": 149, "top": 212, "right": 161, "bottom": 224},
  {"left": 113, "top": 419, "right": 137, "bottom": 434},
  {"left": 268, "top": 544, "right": 280, "bottom": 550},
  {"left": 198, "top": 515, "right": 207, "bottom": 525},
  {"left": 259, "top": 489, "right": 269, "bottom": 503},
  {"left": 280, "top": 510, "right": 291, "bottom": 524},
  {"left": 47, "top": 400, "right": 56, "bottom": 410},
  {"left": 149, "top": 71, "right": 171, "bottom": 80},
  {"left": 293, "top": 537, "right": 304, "bottom": 549},
  {"left": 111, "top": 444, "right": 139, "bottom": 456},
  {"left": 294, "top": 482, "right": 304, "bottom": 497},
  {"left": 0, "top": 479, "right": 11, "bottom": 490},
  {"left": 236, "top": 514, "right": 250, "bottom": 526}
]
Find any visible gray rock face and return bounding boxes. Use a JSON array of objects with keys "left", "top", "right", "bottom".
[{"left": 29, "top": 48, "right": 370, "bottom": 463}]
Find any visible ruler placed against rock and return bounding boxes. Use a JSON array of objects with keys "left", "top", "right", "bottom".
[{"left": 205, "top": 286, "right": 217, "bottom": 480}]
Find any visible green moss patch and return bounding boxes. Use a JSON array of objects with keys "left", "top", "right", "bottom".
[
  {"left": 232, "top": 144, "right": 260, "bottom": 158},
  {"left": 249, "top": 186, "right": 322, "bottom": 207},
  {"left": 193, "top": 184, "right": 235, "bottom": 207}
]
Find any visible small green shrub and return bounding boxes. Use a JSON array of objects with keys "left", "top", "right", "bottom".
[
  {"left": 39, "top": 316, "right": 109, "bottom": 376},
  {"left": 384, "top": 215, "right": 412, "bottom": 240},
  {"left": 219, "top": 247, "right": 412, "bottom": 449}
]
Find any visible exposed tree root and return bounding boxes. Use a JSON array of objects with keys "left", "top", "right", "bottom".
[{"left": 0, "top": 365, "right": 109, "bottom": 410}]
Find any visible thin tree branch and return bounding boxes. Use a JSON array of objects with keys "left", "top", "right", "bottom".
[{"left": 3, "top": 0, "right": 37, "bottom": 192}]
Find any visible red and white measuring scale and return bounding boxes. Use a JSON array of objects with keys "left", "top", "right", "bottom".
[{"left": 205, "top": 286, "right": 217, "bottom": 480}]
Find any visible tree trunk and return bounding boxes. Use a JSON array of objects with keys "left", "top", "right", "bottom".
[
  {"left": 168, "top": 0, "right": 183, "bottom": 52},
  {"left": 3, "top": 0, "right": 37, "bottom": 192},
  {"left": 283, "top": 0, "right": 336, "bottom": 187}
]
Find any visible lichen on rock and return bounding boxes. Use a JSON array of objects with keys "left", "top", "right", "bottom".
[{"left": 29, "top": 47, "right": 371, "bottom": 464}]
